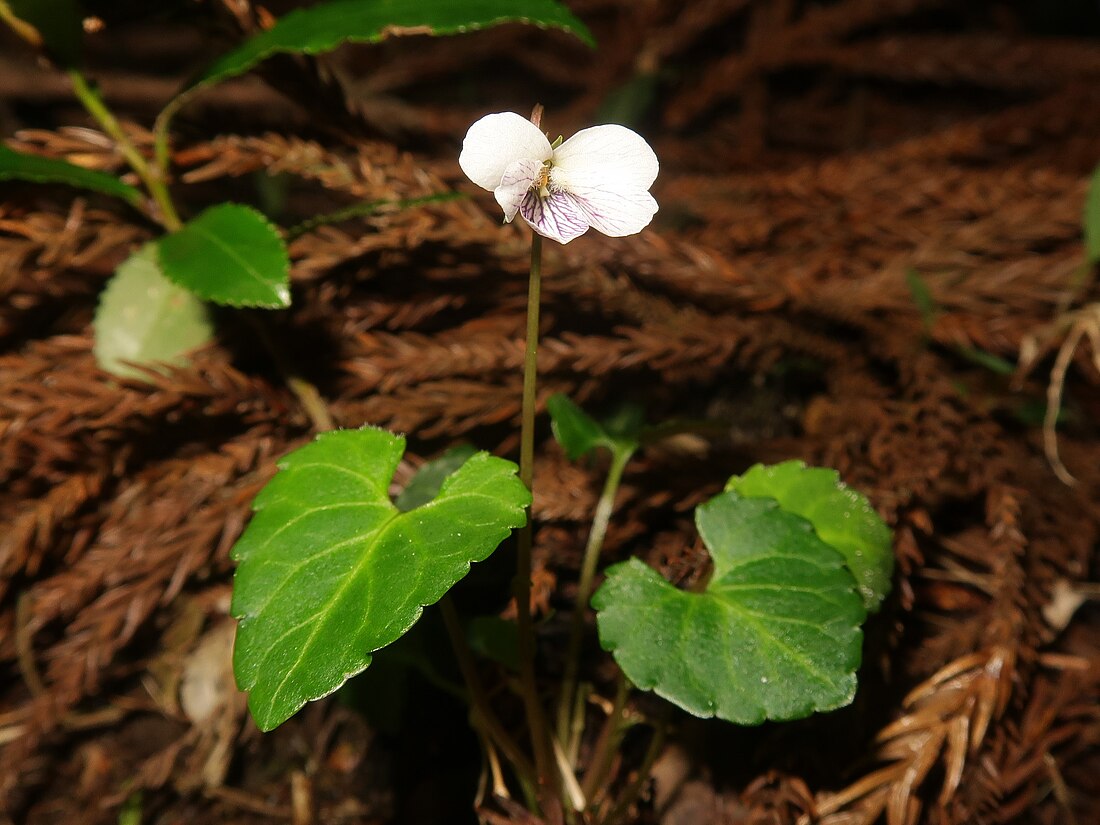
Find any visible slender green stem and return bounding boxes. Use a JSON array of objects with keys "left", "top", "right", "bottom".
[
  {"left": 285, "top": 192, "right": 466, "bottom": 240},
  {"left": 440, "top": 596, "right": 537, "bottom": 786},
  {"left": 0, "top": 0, "right": 40, "bottom": 46},
  {"left": 152, "top": 97, "right": 185, "bottom": 185},
  {"left": 580, "top": 673, "right": 630, "bottom": 806},
  {"left": 514, "top": 233, "right": 559, "bottom": 812},
  {"left": 519, "top": 233, "right": 543, "bottom": 492},
  {"left": 599, "top": 722, "right": 666, "bottom": 825},
  {"left": 557, "top": 448, "right": 632, "bottom": 761},
  {"left": 68, "top": 70, "right": 182, "bottom": 231}
]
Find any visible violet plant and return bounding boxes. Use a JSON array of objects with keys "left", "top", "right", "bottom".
[
  {"left": 228, "top": 106, "right": 894, "bottom": 822},
  {"left": 1, "top": 1, "right": 894, "bottom": 819}
]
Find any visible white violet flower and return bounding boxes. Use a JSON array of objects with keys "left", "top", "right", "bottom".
[{"left": 459, "top": 111, "right": 658, "bottom": 245}]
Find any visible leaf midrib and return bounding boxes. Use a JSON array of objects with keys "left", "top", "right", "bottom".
[
  {"left": 258, "top": 484, "right": 515, "bottom": 715},
  {"left": 184, "top": 219, "right": 281, "bottom": 298}
]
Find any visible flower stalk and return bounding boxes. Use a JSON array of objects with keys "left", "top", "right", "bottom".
[{"left": 514, "top": 232, "right": 560, "bottom": 813}]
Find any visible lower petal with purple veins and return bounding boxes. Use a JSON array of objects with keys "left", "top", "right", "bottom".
[
  {"left": 494, "top": 158, "right": 543, "bottom": 222},
  {"left": 519, "top": 190, "right": 590, "bottom": 244},
  {"left": 565, "top": 184, "right": 658, "bottom": 238}
]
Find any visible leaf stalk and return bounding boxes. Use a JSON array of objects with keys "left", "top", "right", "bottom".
[{"left": 68, "top": 70, "right": 182, "bottom": 231}]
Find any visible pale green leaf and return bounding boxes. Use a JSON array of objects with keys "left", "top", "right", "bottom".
[
  {"left": 187, "top": 0, "right": 594, "bottom": 95},
  {"left": 593, "top": 491, "right": 866, "bottom": 724},
  {"left": 726, "top": 461, "right": 893, "bottom": 611},
  {"left": 156, "top": 203, "right": 290, "bottom": 308},
  {"left": 0, "top": 144, "right": 143, "bottom": 205},
  {"left": 93, "top": 245, "right": 215, "bottom": 381},
  {"left": 231, "top": 427, "right": 530, "bottom": 730}
]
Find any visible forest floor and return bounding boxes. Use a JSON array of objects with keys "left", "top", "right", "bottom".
[{"left": 1, "top": 1, "right": 1099, "bottom": 824}]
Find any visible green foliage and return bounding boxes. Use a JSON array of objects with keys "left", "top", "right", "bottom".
[
  {"left": 0, "top": 144, "right": 143, "bottom": 205},
  {"left": 726, "top": 461, "right": 893, "bottom": 611},
  {"left": 2, "top": 0, "right": 83, "bottom": 65},
  {"left": 905, "top": 268, "right": 938, "bottom": 329},
  {"left": 955, "top": 345, "right": 1016, "bottom": 376},
  {"left": 157, "top": 204, "right": 290, "bottom": 308},
  {"left": 231, "top": 428, "right": 530, "bottom": 730},
  {"left": 394, "top": 445, "right": 478, "bottom": 512},
  {"left": 187, "top": 0, "right": 594, "bottom": 95},
  {"left": 547, "top": 393, "right": 639, "bottom": 460},
  {"left": 593, "top": 491, "right": 867, "bottom": 724},
  {"left": 1084, "top": 163, "right": 1100, "bottom": 265},
  {"left": 466, "top": 616, "right": 519, "bottom": 671},
  {"left": 93, "top": 246, "right": 215, "bottom": 380}
]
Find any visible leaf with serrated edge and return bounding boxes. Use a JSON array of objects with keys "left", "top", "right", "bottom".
[
  {"left": 0, "top": 144, "right": 143, "bottom": 204},
  {"left": 726, "top": 461, "right": 893, "bottom": 612},
  {"left": 93, "top": 245, "right": 215, "bottom": 380},
  {"left": 231, "top": 427, "right": 530, "bottom": 730},
  {"left": 186, "top": 0, "right": 594, "bottom": 96},
  {"left": 157, "top": 203, "right": 290, "bottom": 308},
  {"left": 594, "top": 492, "right": 865, "bottom": 724}
]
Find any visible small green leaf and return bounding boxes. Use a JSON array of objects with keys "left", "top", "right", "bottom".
[
  {"left": 548, "top": 394, "right": 610, "bottom": 459},
  {"left": 395, "top": 445, "right": 478, "bottom": 512},
  {"left": 231, "top": 427, "right": 530, "bottom": 730},
  {"left": 955, "top": 345, "right": 1016, "bottom": 376},
  {"left": 466, "top": 616, "right": 519, "bottom": 671},
  {"left": 2, "top": 0, "right": 83, "bottom": 66},
  {"left": 0, "top": 144, "right": 143, "bottom": 205},
  {"left": 187, "top": 0, "right": 594, "bottom": 95},
  {"left": 726, "top": 461, "right": 893, "bottom": 612},
  {"left": 93, "top": 245, "right": 215, "bottom": 381},
  {"left": 157, "top": 204, "right": 290, "bottom": 308},
  {"left": 905, "top": 268, "right": 938, "bottom": 330},
  {"left": 547, "top": 393, "right": 639, "bottom": 461},
  {"left": 593, "top": 492, "right": 866, "bottom": 724},
  {"left": 1084, "top": 163, "right": 1100, "bottom": 265}
]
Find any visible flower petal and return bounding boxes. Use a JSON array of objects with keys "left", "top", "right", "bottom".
[
  {"left": 494, "top": 158, "right": 543, "bottom": 222},
  {"left": 459, "top": 112, "right": 553, "bottom": 191},
  {"left": 520, "top": 191, "right": 589, "bottom": 244},
  {"left": 551, "top": 124, "right": 659, "bottom": 192},
  {"left": 567, "top": 184, "right": 658, "bottom": 237}
]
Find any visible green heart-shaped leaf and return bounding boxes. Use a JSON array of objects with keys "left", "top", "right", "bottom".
[
  {"left": 0, "top": 144, "right": 143, "bottom": 205},
  {"left": 593, "top": 491, "right": 866, "bottom": 724},
  {"left": 726, "top": 461, "right": 893, "bottom": 611},
  {"left": 231, "top": 427, "right": 530, "bottom": 730},
  {"left": 157, "top": 204, "right": 290, "bottom": 308},
  {"left": 93, "top": 245, "right": 215, "bottom": 380}
]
